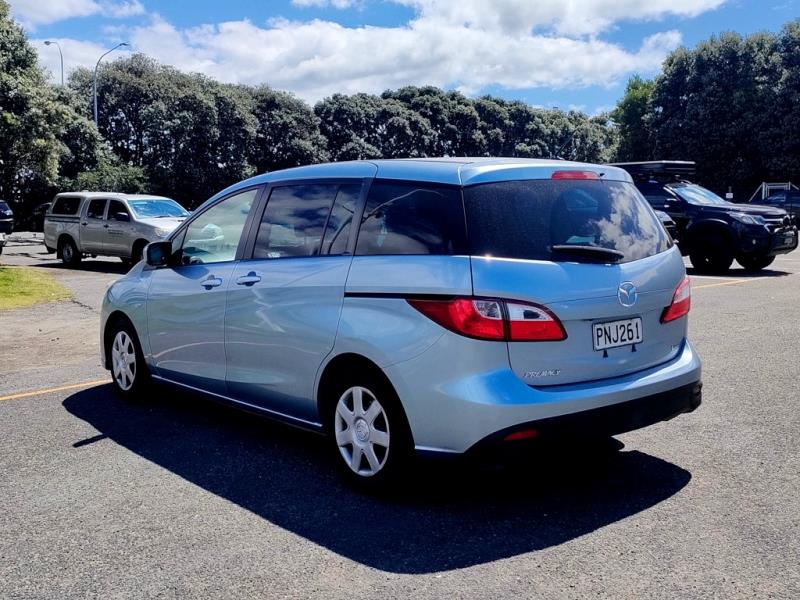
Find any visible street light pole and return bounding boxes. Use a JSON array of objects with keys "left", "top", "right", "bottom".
[
  {"left": 93, "top": 42, "right": 129, "bottom": 126},
  {"left": 43, "top": 40, "right": 63, "bottom": 86}
]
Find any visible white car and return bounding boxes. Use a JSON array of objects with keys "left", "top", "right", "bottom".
[{"left": 44, "top": 192, "right": 189, "bottom": 266}]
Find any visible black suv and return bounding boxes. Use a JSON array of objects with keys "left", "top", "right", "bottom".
[{"left": 611, "top": 161, "right": 798, "bottom": 273}]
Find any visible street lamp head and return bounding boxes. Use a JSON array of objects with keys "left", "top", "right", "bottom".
[{"left": 44, "top": 40, "right": 53, "bottom": 45}]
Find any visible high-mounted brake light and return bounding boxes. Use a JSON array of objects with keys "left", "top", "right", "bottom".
[
  {"left": 551, "top": 170, "right": 601, "bottom": 180},
  {"left": 661, "top": 276, "right": 691, "bottom": 323},
  {"left": 408, "top": 297, "right": 567, "bottom": 342}
]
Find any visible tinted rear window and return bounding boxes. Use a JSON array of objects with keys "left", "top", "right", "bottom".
[
  {"left": 51, "top": 196, "right": 81, "bottom": 215},
  {"left": 355, "top": 181, "right": 467, "bottom": 256},
  {"left": 464, "top": 180, "right": 671, "bottom": 263}
]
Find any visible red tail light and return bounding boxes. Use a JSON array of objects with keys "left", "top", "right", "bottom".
[
  {"left": 661, "top": 276, "right": 691, "bottom": 323},
  {"left": 408, "top": 297, "right": 567, "bottom": 342},
  {"left": 551, "top": 170, "right": 600, "bottom": 180}
]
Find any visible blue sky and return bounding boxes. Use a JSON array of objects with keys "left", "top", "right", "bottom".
[{"left": 10, "top": 0, "right": 799, "bottom": 113}]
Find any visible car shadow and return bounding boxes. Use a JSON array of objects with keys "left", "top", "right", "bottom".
[
  {"left": 686, "top": 266, "right": 792, "bottom": 278},
  {"left": 29, "top": 260, "right": 130, "bottom": 275},
  {"left": 63, "top": 385, "right": 692, "bottom": 574}
]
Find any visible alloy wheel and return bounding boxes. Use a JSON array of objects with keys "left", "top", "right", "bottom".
[{"left": 334, "top": 386, "right": 391, "bottom": 477}]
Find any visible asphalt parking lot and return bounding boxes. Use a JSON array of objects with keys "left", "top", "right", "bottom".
[{"left": 1, "top": 232, "right": 799, "bottom": 598}]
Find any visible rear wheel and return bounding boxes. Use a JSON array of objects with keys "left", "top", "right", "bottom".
[
  {"left": 108, "top": 319, "right": 150, "bottom": 399},
  {"left": 689, "top": 235, "right": 733, "bottom": 274},
  {"left": 736, "top": 254, "right": 775, "bottom": 271},
  {"left": 59, "top": 237, "right": 81, "bottom": 267},
  {"left": 326, "top": 373, "right": 412, "bottom": 489}
]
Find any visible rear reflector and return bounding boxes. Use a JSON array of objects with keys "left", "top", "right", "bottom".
[
  {"left": 408, "top": 297, "right": 567, "bottom": 342},
  {"left": 661, "top": 276, "right": 691, "bottom": 323},
  {"left": 504, "top": 429, "right": 538, "bottom": 442},
  {"left": 551, "top": 170, "right": 600, "bottom": 180}
]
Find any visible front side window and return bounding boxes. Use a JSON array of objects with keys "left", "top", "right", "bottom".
[
  {"left": 86, "top": 199, "right": 107, "bottom": 220},
  {"left": 108, "top": 200, "right": 128, "bottom": 221},
  {"left": 355, "top": 181, "right": 467, "bottom": 256},
  {"left": 181, "top": 188, "right": 257, "bottom": 264},
  {"left": 464, "top": 179, "right": 670, "bottom": 264},
  {"left": 253, "top": 184, "right": 340, "bottom": 259}
]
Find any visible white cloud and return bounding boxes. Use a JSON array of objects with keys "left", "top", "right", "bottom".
[
  {"left": 26, "top": 0, "right": 728, "bottom": 102},
  {"left": 8, "top": 0, "right": 145, "bottom": 28}
]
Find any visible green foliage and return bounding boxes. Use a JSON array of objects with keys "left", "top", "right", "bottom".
[{"left": 617, "top": 22, "right": 800, "bottom": 198}]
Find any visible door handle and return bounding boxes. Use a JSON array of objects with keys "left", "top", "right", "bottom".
[
  {"left": 235, "top": 271, "right": 261, "bottom": 286},
  {"left": 202, "top": 276, "right": 223, "bottom": 290}
]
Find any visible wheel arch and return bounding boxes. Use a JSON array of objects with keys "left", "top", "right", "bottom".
[
  {"left": 56, "top": 233, "right": 77, "bottom": 257},
  {"left": 315, "top": 352, "right": 404, "bottom": 432},
  {"left": 684, "top": 218, "right": 734, "bottom": 252}
]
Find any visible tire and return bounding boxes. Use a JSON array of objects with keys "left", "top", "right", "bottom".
[
  {"left": 689, "top": 235, "right": 733, "bottom": 274},
  {"left": 325, "top": 372, "right": 412, "bottom": 490},
  {"left": 131, "top": 240, "right": 148, "bottom": 265},
  {"left": 736, "top": 254, "right": 775, "bottom": 271},
  {"left": 59, "top": 237, "right": 81, "bottom": 267},
  {"left": 107, "top": 318, "right": 150, "bottom": 399}
]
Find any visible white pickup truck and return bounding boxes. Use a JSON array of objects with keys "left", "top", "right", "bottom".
[{"left": 44, "top": 192, "right": 189, "bottom": 266}]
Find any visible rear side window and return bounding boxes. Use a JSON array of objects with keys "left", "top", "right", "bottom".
[
  {"left": 464, "top": 180, "right": 670, "bottom": 264},
  {"left": 355, "top": 181, "right": 467, "bottom": 256},
  {"left": 51, "top": 196, "right": 81, "bottom": 215},
  {"left": 86, "top": 199, "right": 107, "bottom": 219},
  {"left": 254, "top": 184, "right": 339, "bottom": 259}
]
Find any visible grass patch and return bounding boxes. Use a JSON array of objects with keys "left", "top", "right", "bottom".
[{"left": 0, "top": 266, "right": 72, "bottom": 310}]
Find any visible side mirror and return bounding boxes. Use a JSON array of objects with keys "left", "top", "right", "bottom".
[
  {"left": 114, "top": 212, "right": 130, "bottom": 222},
  {"left": 145, "top": 241, "right": 172, "bottom": 267}
]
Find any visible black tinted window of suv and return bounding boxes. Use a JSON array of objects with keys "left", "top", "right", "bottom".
[
  {"left": 254, "top": 184, "right": 338, "bottom": 259},
  {"left": 464, "top": 180, "right": 671, "bottom": 264},
  {"left": 51, "top": 196, "right": 81, "bottom": 215},
  {"left": 355, "top": 181, "right": 467, "bottom": 256}
]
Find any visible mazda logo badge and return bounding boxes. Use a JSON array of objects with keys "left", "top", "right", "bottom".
[{"left": 618, "top": 282, "right": 638, "bottom": 307}]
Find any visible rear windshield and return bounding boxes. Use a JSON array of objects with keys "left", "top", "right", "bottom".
[{"left": 464, "top": 180, "right": 671, "bottom": 264}]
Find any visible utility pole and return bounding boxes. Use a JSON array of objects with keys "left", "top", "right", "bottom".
[
  {"left": 93, "top": 42, "right": 129, "bottom": 126},
  {"left": 43, "top": 40, "right": 64, "bottom": 86}
]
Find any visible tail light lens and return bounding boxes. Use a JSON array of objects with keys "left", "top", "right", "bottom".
[
  {"left": 661, "top": 276, "right": 691, "bottom": 323},
  {"left": 408, "top": 297, "right": 566, "bottom": 342}
]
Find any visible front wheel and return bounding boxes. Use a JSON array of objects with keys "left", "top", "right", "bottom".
[
  {"left": 689, "top": 238, "right": 733, "bottom": 274},
  {"left": 736, "top": 254, "right": 775, "bottom": 271},
  {"left": 328, "top": 376, "right": 412, "bottom": 489},
  {"left": 108, "top": 320, "right": 150, "bottom": 399}
]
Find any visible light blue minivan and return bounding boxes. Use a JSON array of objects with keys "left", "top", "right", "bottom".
[{"left": 101, "top": 158, "right": 702, "bottom": 486}]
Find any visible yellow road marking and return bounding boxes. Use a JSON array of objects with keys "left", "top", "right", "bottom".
[
  {"left": 693, "top": 278, "right": 763, "bottom": 290},
  {"left": 0, "top": 379, "right": 108, "bottom": 402}
]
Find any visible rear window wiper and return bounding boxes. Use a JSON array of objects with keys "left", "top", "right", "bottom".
[{"left": 550, "top": 244, "right": 625, "bottom": 263}]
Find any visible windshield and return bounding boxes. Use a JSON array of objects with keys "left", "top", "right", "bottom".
[
  {"left": 668, "top": 183, "right": 729, "bottom": 206},
  {"left": 464, "top": 180, "right": 671, "bottom": 264},
  {"left": 128, "top": 199, "right": 189, "bottom": 218}
]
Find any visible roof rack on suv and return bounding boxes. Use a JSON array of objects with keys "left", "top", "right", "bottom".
[{"left": 608, "top": 161, "right": 696, "bottom": 181}]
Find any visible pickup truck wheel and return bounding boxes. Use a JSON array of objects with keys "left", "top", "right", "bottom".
[
  {"left": 59, "top": 238, "right": 81, "bottom": 267},
  {"left": 736, "top": 254, "right": 775, "bottom": 271},
  {"left": 689, "top": 237, "right": 733, "bottom": 274}
]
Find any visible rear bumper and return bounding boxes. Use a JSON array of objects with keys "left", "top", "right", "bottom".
[
  {"left": 387, "top": 334, "right": 702, "bottom": 454},
  {"left": 466, "top": 381, "right": 701, "bottom": 455}
]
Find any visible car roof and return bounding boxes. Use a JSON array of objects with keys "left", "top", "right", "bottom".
[
  {"left": 224, "top": 157, "right": 632, "bottom": 191},
  {"left": 54, "top": 192, "right": 174, "bottom": 201}
]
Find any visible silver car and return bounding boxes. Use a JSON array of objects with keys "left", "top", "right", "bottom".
[
  {"left": 44, "top": 192, "right": 189, "bottom": 266},
  {"left": 101, "top": 158, "right": 702, "bottom": 487}
]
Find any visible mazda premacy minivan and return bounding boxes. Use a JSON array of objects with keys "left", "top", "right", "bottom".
[{"left": 101, "top": 158, "right": 702, "bottom": 485}]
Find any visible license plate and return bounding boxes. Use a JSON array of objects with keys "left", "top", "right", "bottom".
[
  {"left": 784, "top": 232, "right": 796, "bottom": 245},
  {"left": 593, "top": 317, "right": 643, "bottom": 351}
]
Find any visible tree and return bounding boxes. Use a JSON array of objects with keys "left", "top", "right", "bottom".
[{"left": 611, "top": 76, "right": 655, "bottom": 161}]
